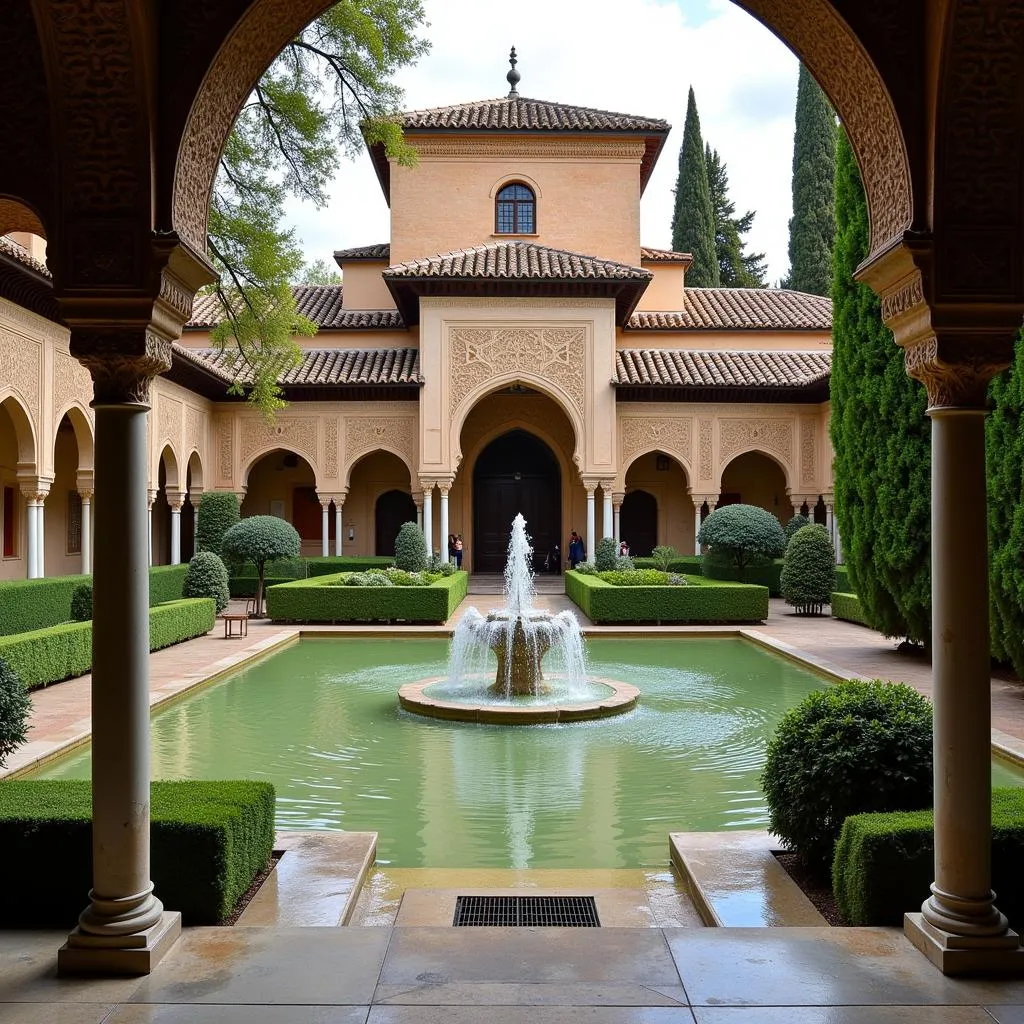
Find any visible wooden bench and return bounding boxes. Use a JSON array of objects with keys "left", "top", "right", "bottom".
[{"left": 221, "top": 612, "right": 248, "bottom": 638}]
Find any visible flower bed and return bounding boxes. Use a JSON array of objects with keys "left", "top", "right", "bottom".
[
  {"left": 565, "top": 570, "right": 769, "bottom": 623},
  {"left": 0, "top": 779, "right": 275, "bottom": 926},
  {"left": 266, "top": 569, "right": 468, "bottom": 624}
]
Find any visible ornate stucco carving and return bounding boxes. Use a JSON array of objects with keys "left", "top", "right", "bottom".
[
  {"left": 345, "top": 416, "right": 416, "bottom": 471},
  {"left": 239, "top": 416, "right": 319, "bottom": 469},
  {"left": 699, "top": 419, "right": 713, "bottom": 482},
  {"left": 620, "top": 417, "right": 691, "bottom": 470},
  {"left": 324, "top": 417, "right": 339, "bottom": 480},
  {"left": 800, "top": 419, "right": 816, "bottom": 485},
  {"left": 903, "top": 336, "right": 1013, "bottom": 409},
  {"left": 71, "top": 330, "right": 172, "bottom": 405},
  {"left": 53, "top": 350, "right": 93, "bottom": 423},
  {"left": 719, "top": 418, "right": 794, "bottom": 468},
  {"left": 0, "top": 327, "right": 41, "bottom": 412},
  {"left": 216, "top": 416, "right": 233, "bottom": 483},
  {"left": 185, "top": 405, "right": 203, "bottom": 456},
  {"left": 448, "top": 326, "right": 586, "bottom": 416},
  {"left": 157, "top": 395, "right": 182, "bottom": 448}
]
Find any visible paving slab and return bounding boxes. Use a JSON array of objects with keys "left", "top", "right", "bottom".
[
  {"left": 692, "top": 1009, "right": 995, "bottom": 1023},
  {"left": 106, "top": 1006, "right": 371, "bottom": 1023},
  {"left": 0, "top": 1005, "right": 117, "bottom": 1024},
  {"left": 368, "top": 1008, "right": 697, "bottom": 1022}
]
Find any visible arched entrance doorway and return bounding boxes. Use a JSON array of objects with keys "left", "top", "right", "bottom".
[
  {"left": 375, "top": 489, "right": 416, "bottom": 557},
  {"left": 720, "top": 451, "right": 789, "bottom": 523},
  {"left": 473, "top": 430, "right": 560, "bottom": 573},
  {"left": 620, "top": 491, "right": 657, "bottom": 557}
]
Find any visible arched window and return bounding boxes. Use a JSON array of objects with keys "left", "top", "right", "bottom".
[{"left": 495, "top": 183, "right": 536, "bottom": 234}]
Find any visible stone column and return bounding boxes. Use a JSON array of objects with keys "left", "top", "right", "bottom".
[
  {"left": 335, "top": 499, "right": 343, "bottom": 557},
  {"left": 80, "top": 489, "right": 93, "bottom": 575},
  {"left": 585, "top": 486, "right": 596, "bottom": 562},
  {"left": 694, "top": 504, "right": 702, "bottom": 556},
  {"left": 414, "top": 492, "right": 424, "bottom": 531},
  {"left": 421, "top": 480, "right": 435, "bottom": 557},
  {"left": 612, "top": 491, "right": 624, "bottom": 545},
  {"left": 319, "top": 496, "right": 330, "bottom": 557},
  {"left": 36, "top": 492, "right": 46, "bottom": 577},
  {"left": 26, "top": 497, "right": 39, "bottom": 579},
  {"left": 147, "top": 489, "right": 157, "bottom": 567},
  {"left": 167, "top": 491, "right": 184, "bottom": 566},
  {"left": 600, "top": 483, "right": 613, "bottom": 546},
  {"left": 439, "top": 482, "right": 450, "bottom": 562}
]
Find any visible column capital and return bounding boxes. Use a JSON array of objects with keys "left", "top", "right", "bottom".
[
  {"left": 688, "top": 492, "right": 717, "bottom": 506},
  {"left": 316, "top": 494, "right": 332, "bottom": 510},
  {"left": 147, "top": 488, "right": 159, "bottom": 508},
  {"left": 582, "top": 477, "right": 600, "bottom": 495},
  {"left": 437, "top": 477, "right": 455, "bottom": 496},
  {"left": 165, "top": 490, "right": 186, "bottom": 511},
  {"left": 418, "top": 476, "right": 440, "bottom": 493},
  {"left": 18, "top": 476, "right": 51, "bottom": 502},
  {"left": 77, "top": 487, "right": 94, "bottom": 502},
  {"left": 612, "top": 491, "right": 625, "bottom": 506},
  {"left": 597, "top": 479, "right": 616, "bottom": 494}
]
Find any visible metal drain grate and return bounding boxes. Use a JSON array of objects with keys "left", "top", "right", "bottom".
[{"left": 453, "top": 895, "right": 600, "bottom": 927}]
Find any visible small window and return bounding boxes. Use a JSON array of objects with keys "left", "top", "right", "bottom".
[
  {"left": 2, "top": 486, "right": 14, "bottom": 558},
  {"left": 67, "top": 490, "right": 82, "bottom": 555},
  {"left": 495, "top": 183, "right": 536, "bottom": 234}
]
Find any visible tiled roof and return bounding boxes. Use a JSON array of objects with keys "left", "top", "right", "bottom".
[
  {"left": 400, "top": 97, "right": 669, "bottom": 134},
  {"left": 186, "top": 285, "right": 404, "bottom": 331},
  {"left": 333, "top": 243, "right": 391, "bottom": 261},
  {"left": 0, "top": 235, "right": 49, "bottom": 277},
  {"left": 627, "top": 289, "right": 832, "bottom": 331},
  {"left": 383, "top": 241, "right": 651, "bottom": 282},
  {"left": 640, "top": 246, "right": 693, "bottom": 263},
  {"left": 614, "top": 349, "right": 831, "bottom": 388},
  {"left": 172, "top": 344, "right": 421, "bottom": 386}
]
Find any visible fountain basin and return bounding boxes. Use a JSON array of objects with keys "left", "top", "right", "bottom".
[{"left": 398, "top": 676, "right": 639, "bottom": 725}]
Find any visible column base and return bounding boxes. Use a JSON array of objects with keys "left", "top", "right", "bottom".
[
  {"left": 57, "top": 911, "right": 181, "bottom": 976},
  {"left": 905, "top": 912, "right": 1024, "bottom": 975}
]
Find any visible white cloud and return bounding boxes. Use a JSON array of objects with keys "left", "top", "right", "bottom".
[{"left": 284, "top": 0, "right": 799, "bottom": 284}]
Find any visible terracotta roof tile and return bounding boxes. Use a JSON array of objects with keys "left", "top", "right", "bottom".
[
  {"left": 0, "top": 235, "right": 49, "bottom": 277},
  {"left": 383, "top": 241, "right": 651, "bottom": 282},
  {"left": 172, "top": 344, "right": 420, "bottom": 386},
  {"left": 333, "top": 243, "right": 391, "bottom": 261},
  {"left": 640, "top": 246, "right": 693, "bottom": 263},
  {"left": 614, "top": 349, "right": 831, "bottom": 388},
  {"left": 186, "top": 285, "right": 404, "bottom": 330},
  {"left": 628, "top": 288, "right": 832, "bottom": 331},
  {"left": 400, "top": 97, "right": 669, "bottom": 134}
]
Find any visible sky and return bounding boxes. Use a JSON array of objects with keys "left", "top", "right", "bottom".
[{"left": 284, "top": 0, "right": 800, "bottom": 285}]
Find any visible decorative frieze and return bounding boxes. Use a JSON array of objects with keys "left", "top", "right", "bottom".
[
  {"left": 620, "top": 416, "right": 691, "bottom": 470},
  {"left": 800, "top": 419, "right": 816, "bottom": 485},
  {"left": 324, "top": 417, "right": 340, "bottom": 480},
  {"left": 699, "top": 419, "right": 713, "bottom": 482},
  {"left": 216, "top": 417, "right": 233, "bottom": 483},
  {"left": 0, "top": 327, "right": 41, "bottom": 414},
  {"left": 345, "top": 416, "right": 416, "bottom": 469},
  {"left": 719, "top": 418, "right": 793, "bottom": 467},
  {"left": 239, "top": 416, "right": 319, "bottom": 469}
]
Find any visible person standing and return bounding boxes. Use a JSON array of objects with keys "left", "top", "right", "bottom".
[
  {"left": 447, "top": 533, "right": 456, "bottom": 564},
  {"left": 454, "top": 535, "right": 463, "bottom": 569}
]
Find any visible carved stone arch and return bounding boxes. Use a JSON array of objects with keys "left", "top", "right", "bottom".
[
  {"left": 716, "top": 446, "right": 794, "bottom": 494},
  {"left": 158, "top": 443, "right": 181, "bottom": 491},
  {"left": 731, "top": 0, "right": 913, "bottom": 258},
  {"left": 0, "top": 389, "right": 37, "bottom": 465},
  {"left": 619, "top": 446, "right": 692, "bottom": 492},
  {"left": 239, "top": 444, "right": 320, "bottom": 490},
  {"left": 451, "top": 375, "right": 584, "bottom": 473},
  {"left": 186, "top": 449, "right": 205, "bottom": 492},
  {"left": 344, "top": 446, "right": 416, "bottom": 491},
  {"left": 488, "top": 172, "right": 543, "bottom": 199},
  {"left": 461, "top": 421, "right": 575, "bottom": 496},
  {"left": 55, "top": 402, "right": 95, "bottom": 472}
]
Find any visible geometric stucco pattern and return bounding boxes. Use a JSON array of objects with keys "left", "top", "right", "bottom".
[
  {"left": 719, "top": 418, "right": 793, "bottom": 470},
  {"left": 448, "top": 326, "right": 586, "bottom": 417},
  {"left": 216, "top": 416, "right": 232, "bottom": 484},
  {"left": 620, "top": 416, "right": 692, "bottom": 473},
  {"left": 345, "top": 415, "right": 417, "bottom": 475},
  {"left": 53, "top": 349, "right": 93, "bottom": 426},
  {"left": 240, "top": 416, "right": 319, "bottom": 471},
  {"left": 800, "top": 418, "right": 816, "bottom": 485},
  {"left": 325, "top": 417, "right": 339, "bottom": 480},
  {"left": 0, "top": 327, "right": 41, "bottom": 415},
  {"left": 699, "top": 419, "right": 713, "bottom": 482}
]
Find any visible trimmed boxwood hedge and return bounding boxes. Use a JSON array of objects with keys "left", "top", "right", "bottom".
[
  {"left": 834, "top": 565, "right": 852, "bottom": 593},
  {"left": 632, "top": 555, "right": 703, "bottom": 574},
  {"left": 832, "top": 591, "right": 870, "bottom": 626},
  {"left": 702, "top": 555, "right": 785, "bottom": 597},
  {"left": 0, "top": 597, "right": 215, "bottom": 691},
  {"left": 305, "top": 556, "right": 394, "bottom": 577},
  {"left": 267, "top": 571, "right": 469, "bottom": 623},
  {"left": 148, "top": 564, "right": 189, "bottom": 606},
  {"left": 832, "top": 788, "right": 1024, "bottom": 928},
  {"left": 0, "top": 779, "right": 275, "bottom": 926},
  {"left": 565, "top": 570, "right": 769, "bottom": 623}
]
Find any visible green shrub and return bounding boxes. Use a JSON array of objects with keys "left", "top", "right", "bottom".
[
  {"left": 697, "top": 504, "right": 787, "bottom": 579},
  {"left": 0, "top": 598, "right": 215, "bottom": 691},
  {"left": 781, "top": 524, "right": 836, "bottom": 614},
  {"left": 197, "top": 492, "right": 240, "bottom": 557},
  {"left": 594, "top": 537, "right": 618, "bottom": 571},
  {"left": 426, "top": 555, "right": 456, "bottom": 576},
  {"left": 834, "top": 564, "right": 852, "bottom": 593},
  {"left": 650, "top": 545, "right": 678, "bottom": 571},
  {"left": 70, "top": 584, "right": 92, "bottom": 622},
  {"left": 0, "top": 657, "right": 30, "bottom": 770},
  {"left": 761, "top": 680, "right": 933, "bottom": 875},
  {"left": 0, "top": 574, "right": 90, "bottom": 636},
  {"left": 614, "top": 555, "right": 634, "bottom": 570},
  {"left": 634, "top": 554, "right": 703, "bottom": 574},
  {"left": 784, "top": 514, "right": 811, "bottom": 542},
  {"left": 394, "top": 521, "right": 427, "bottom": 572},
  {"left": 565, "top": 570, "right": 768, "bottom": 623},
  {"left": 268, "top": 571, "right": 468, "bottom": 624},
  {"left": 0, "top": 780, "right": 275, "bottom": 926},
  {"left": 344, "top": 572, "right": 371, "bottom": 586},
  {"left": 832, "top": 591, "right": 870, "bottom": 626},
  {"left": 598, "top": 568, "right": 672, "bottom": 587},
  {"left": 305, "top": 556, "right": 394, "bottom": 576},
  {"left": 183, "top": 552, "right": 230, "bottom": 613},
  {"left": 221, "top": 516, "right": 301, "bottom": 616},
  {"left": 575, "top": 561, "right": 597, "bottom": 575},
  {"left": 148, "top": 564, "right": 189, "bottom": 606},
  {"left": 832, "top": 789, "right": 1024, "bottom": 928},
  {"left": 702, "top": 553, "right": 785, "bottom": 596}
]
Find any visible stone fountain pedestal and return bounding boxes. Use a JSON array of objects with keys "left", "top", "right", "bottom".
[{"left": 488, "top": 613, "right": 553, "bottom": 697}]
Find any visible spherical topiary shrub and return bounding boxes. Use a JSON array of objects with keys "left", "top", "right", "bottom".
[
  {"left": 696, "top": 503, "right": 786, "bottom": 579},
  {"left": 221, "top": 515, "right": 301, "bottom": 616},
  {"left": 780, "top": 524, "right": 836, "bottom": 615},
  {"left": 761, "top": 679, "right": 933, "bottom": 875},
  {"left": 182, "top": 551, "right": 231, "bottom": 613},
  {"left": 70, "top": 583, "right": 93, "bottom": 622},
  {"left": 0, "top": 656, "right": 30, "bottom": 770},
  {"left": 196, "top": 492, "right": 241, "bottom": 558},
  {"left": 784, "top": 513, "right": 810, "bottom": 542},
  {"left": 394, "top": 521, "right": 427, "bottom": 572},
  {"left": 594, "top": 537, "right": 618, "bottom": 571}
]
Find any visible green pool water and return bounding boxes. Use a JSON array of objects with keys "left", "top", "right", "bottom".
[{"left": 33, "top": 636, "right": 1024, "bottom": 870}]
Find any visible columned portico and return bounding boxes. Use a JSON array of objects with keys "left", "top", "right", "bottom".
[
  {"left": 691, "top": 493, "right": 717, "bottom": 556},
  {"left": 584, "top": 483, "right": 597, "bottom": 562},
  {"left": 420, "top": 478, "right": 435, "bottom": 556},
  {"left": 334, "top": 494, "right": 345, "bottom": 557},
  {"left": 612, "top": 490, "right": 624, "bottom": 544},
  {"left": 80, "top": 487, "right": 93, "bottom": 574},
  {"left": 439, "top": 479, "right": 451, "bottom": 561},
  {"left": 19, "top": 480, "right": 49, "bottom": 579},
  {"left": 318, "top": 496, "right": 331, "bottom": 557},
  {"left": 600, "top": 482, "right": 614, "bottom": 547},
  {"left": 167, "top": 490, "right": 185, "bottom": 565}
]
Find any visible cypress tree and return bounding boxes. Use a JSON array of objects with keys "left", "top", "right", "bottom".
[
  {"left": 830, "top": 130, "right": 931, "bottom": 643},
  {"left": 706, "top": 145, "right": 767, "bottom": 288},
  {"left": 986, "top": 331, "right": 1024, "bottom": 675},
  {"left": 785, "top": 64, "right": 836, "bottom": 295},
  {"left": 670, "top": 87, "right": 719, "bottom": 287}
]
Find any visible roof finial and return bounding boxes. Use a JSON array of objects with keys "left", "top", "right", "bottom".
[{"left": 506, "top": 46, "right": 521, "bottom": 98}]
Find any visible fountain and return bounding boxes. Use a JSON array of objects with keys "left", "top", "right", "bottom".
[{"left": 398, "top": 514, "right": 639, "bottom": 724}]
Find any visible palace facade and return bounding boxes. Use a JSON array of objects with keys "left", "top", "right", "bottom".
[{"left": 0, "top": 78, "right": 835, "bottom": 578}]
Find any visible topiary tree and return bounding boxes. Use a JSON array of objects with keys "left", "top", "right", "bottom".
[
  {"left": 70, "top": 583, "right": 93, "bottom": 622},
  {"left": 182, "top": 551, "right": 231, "bottom": 613},
  {"left": 197, "top": 492, "right": 241, "bottom": 558},
  {"left": 761, "top": 679, "right": 933, "bottom": 875},
  {"left": 220, "top": 515, "right": 300, "bottom": 616},
  {"left": 696, "top": 504, "right": 786, "bottom": 579},
  {"left": 650, "top": 545, "right": 678, "bottom": 572},
  {"left": 0, "top": 657, "right": 30, "bottom": 770},
  {"left": 394, "top": 521, "right": 427, "bottom": 572},
  {"left": 594, "top": 537, "right": 618, "bottom": 572},
  {"left": 780, "top": 524, "right": 835, "bottom": 615},
  {"left": 783, "top": 513, "right": 810, "bottom": 542}
]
